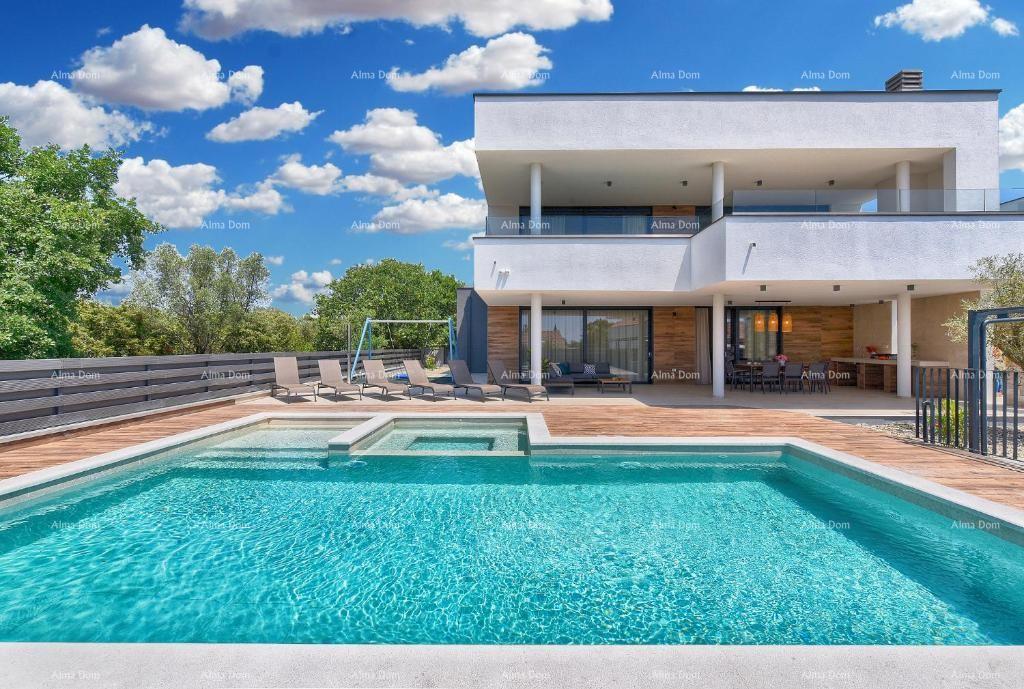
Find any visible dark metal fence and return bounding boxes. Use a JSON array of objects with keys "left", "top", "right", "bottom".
[
  {"left": 915, "top": 367, "right": 1020, "bottom": 461},
  {"left": 0, "top": 348, "right": 425, "bottom": 438}
]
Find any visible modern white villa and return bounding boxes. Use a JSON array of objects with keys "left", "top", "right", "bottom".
[{"left": 461, "top": 70, "right": 1023, "bottom": 398}]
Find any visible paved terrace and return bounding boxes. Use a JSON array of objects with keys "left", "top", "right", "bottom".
[{"left": 0, "top": 387, "right": 1021, "bottom": 510}]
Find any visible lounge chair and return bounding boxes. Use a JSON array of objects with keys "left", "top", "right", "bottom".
[
  {"left": 487, "top": 359, "right": 549, "bottom": 402},
  {"left": 316, "top": 359, "right": 362, "bottom": 400},
  {"left": 450, "top": 359, "right": 503, "bottom": 401},
  {"left": 361, "top": 359, "right": 410, "bottom": 400},
  {"left": 403, "top": 359, "right": 458, "bottom": 401},
  {"left": 271, "top": 356, "right": 317, "bottom": 401}
]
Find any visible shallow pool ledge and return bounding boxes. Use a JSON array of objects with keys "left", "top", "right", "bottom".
[{"left": 2, "top": 643, "right": 1021, "bottom": 689}]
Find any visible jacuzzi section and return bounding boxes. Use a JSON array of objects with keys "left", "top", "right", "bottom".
[{"left": 342, "top": 416, "right": 529, "bottom": 456}]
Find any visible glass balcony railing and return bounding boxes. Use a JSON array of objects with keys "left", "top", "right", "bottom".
[
  {"left": 484, "top": 214, "right": 706, "bottom": 236},
  {"left": 727, "top": 188, "right": 1024, "bottom": 214},
  {"left": 483, "top": 190, "right": 1024, "bottom": 236}
]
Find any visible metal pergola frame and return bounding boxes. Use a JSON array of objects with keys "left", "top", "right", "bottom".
[{"left": 348, "top": 318, "right": 458, "bottom": 380}]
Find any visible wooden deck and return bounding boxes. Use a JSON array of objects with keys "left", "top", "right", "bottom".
[{"left": 1, "top": 398, "right": 1023, "bottom": 509}]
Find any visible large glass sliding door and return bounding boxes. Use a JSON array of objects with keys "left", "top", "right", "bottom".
[
  {"left": 726, "top": 307, "right": 782, "bottom": 363},
  {"left": 520, "top": 308, "right": 651, "bottom": 381}
]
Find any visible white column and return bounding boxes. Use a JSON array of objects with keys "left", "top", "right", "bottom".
[
  {"left": 896, "top": 160, "right": 911, "bottom": 212},
  {"left": 889, "top": 299, "right": 898, "bottom": 355},
  {"left": 896, "top": 292, "right": 912, "bottom": 398},
  {"left": 530, "top": 293, "right": 543, "bottom": 385},
  {"left": 712, "top": 294, "right": 726, "bottom": 398},
  {"left": 711, "top": 161, "right": 725, "bottom": 222},
  {"left": 530, "top": 163, "right": 542, "bottom": 235}
]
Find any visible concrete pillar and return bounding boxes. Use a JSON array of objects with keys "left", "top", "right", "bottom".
[
  {"left": 896, "top": 292, "right": 912, "bottom": 398},
  {"left": 530, "top": 293, "right": 543, "bottom": 385},
  {"left": 711, "top": 162, "right": 725, "bottom": 222},
  {"left": 712, "top": 294, "right": 726, "bottom": 398},
  {"left": 942, "top": 150, "right": 957, "bottom": 211},
  {"left": 530, "top": 163, "right": 542, "bottom": 234},
  {"left": 896, "top": 161, "right": 911, "bottom": 212}
]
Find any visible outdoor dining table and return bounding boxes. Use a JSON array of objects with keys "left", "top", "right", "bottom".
[{"left": 735, "top": 361, "right": 803, "bottom": 392}]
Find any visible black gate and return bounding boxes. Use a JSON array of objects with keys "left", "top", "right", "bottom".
[{"left": 915, "top": 367, "right": 1019, "bottom": 461}]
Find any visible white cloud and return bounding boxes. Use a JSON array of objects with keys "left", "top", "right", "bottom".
[
  {"left": 328, "top": 108, "right": 478, "bottom": 184},
  {"left": 873, "top": 0, "right": 1016, "bottom": 41},
  {"left": 387, "top": 32, "right": 551, "bottom": 94},
  {"left": 227, "top": 65, "right": 264, "bottom": 105},
  {"left": 74, "top": 25, "right": 262, "bottom": 111},
  {"left": 207, "top": 101, "right": 321, "bottom": 142},
  {"left": 0, "top": 80, "right": 151, "bottom": 149},
  {"left": 272, "top": 268, "right": 334, "bottom": 304},
  {"left": 999, "top": 103, "right": 1024, "bottom": 171},
  {"left": 222, "top": 180, "right": 287, "bottom": 215},
  {"left": 329, "top": 258, "right": 343, "bottom": 265},
  {"left": 181, "top": 0, "right": 613, "bottom": 39},
  {"left": 443, "top": 232, "right": 484, "bottom": 251},
  {"left": 338, "top": 173, "right": 437, "bottom": 201},
  {"left": 792, "top": 86, "right": 822, "bottom": 92},
  {"left": 266, "top": 255, "right": 285, "bottom": 266},
  {"left": 991, "top": 17, "right": 1019, "bottom": 37},
  {"left": 270, "top": 154, "right": 342, "bottom": 194},
  {"left": 367, "top": 193, "right": 487, "bottom": 233},
  {"left": 114, "top": 157, "right": 286, "bottom": 228}
]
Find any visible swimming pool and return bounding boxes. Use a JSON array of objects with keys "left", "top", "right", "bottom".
[{"left": 0, "top": 418, "right": 1022, "bottom": 645}]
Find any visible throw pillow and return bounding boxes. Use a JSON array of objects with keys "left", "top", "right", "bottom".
[{"left": 583, "top": 363, "right": 597, "bottom": 376}]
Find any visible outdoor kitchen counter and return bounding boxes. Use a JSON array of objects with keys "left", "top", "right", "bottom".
[{"left": 829, "top": 358, "right": 950, "bottom": 393}]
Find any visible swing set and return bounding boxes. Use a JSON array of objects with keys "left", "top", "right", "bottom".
[{"left": 348, "top": 317, "right": 459, "bottom": 380}]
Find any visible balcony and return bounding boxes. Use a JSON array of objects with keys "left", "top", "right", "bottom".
[
  {"left": 482, "top": 189, "right": 1024, "bottom": 237},
  {"left": 726, "top": 188, "right": 1019, "bottom": 214},
  {"left": 484, "top": 214, "right": 706, "bottom": 236}
]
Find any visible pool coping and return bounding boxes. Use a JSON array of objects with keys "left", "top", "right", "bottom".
[
  {"left": 2, "top": 411, "right": 1024, "bottom": 689},
  {"left": 1, "top": 642, "right": 1022, "bottom": 689}
]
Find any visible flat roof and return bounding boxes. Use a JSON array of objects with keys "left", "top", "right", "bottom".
[{"left": 474, "top": 89, "right": 1001, "bottom": 98}]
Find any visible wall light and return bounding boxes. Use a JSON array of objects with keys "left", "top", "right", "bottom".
[
  {"left": 833, "top": 284, "right": 841, "bottom": 292},
  {"left": 759, "top": 284, "right": 767, "bottom": 292}
]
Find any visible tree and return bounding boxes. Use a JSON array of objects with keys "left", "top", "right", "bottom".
[
  {"left": 71, "top": 300, "right": 186, "bottom": 357},
  {"left": 128, "top": 243, "right": 271, "bottom": 354},
  {"left": 222, "top": 309, "right": 317, "bottom": 353},
  {"left": 945, "top": 253, "right": 1024, "bottom": 368},
  {"left": 313, "top": 259, "right": 462, "bottom": 350},
  {"left": 0, "top": 117, "right": 159, "bottom": 358}
]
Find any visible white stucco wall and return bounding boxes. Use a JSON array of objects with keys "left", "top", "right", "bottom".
[
  {"left": 712, "top": 215, "right": 1024, "bottom": 283},
  {"left": 473, "top": 236, "right": 691, "bottom": 293},
  {"left": 475, "top": 92, "right": 1000, "bottom": 189},
  {"left": 472, "top": 214, "right": 1024, "bottom": 301}
]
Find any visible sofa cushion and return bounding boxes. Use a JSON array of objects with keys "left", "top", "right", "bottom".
[
  {"left": 569, "top": 361, "right": 585, "bottom": 374},
  {"left": 557, "top": 362, "right": 571, "bottom": 375},
  {"left": 595, "top": 362, "right": 611, "bottom": 375}
]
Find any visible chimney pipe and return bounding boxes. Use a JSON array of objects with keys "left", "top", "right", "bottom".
[{"left": 885, "top": 69, "right": 923, "bottom": 92}]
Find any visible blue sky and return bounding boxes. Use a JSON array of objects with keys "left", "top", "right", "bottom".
[{"left": 2, "top": 0, "right": 1023, "bottom": 314}]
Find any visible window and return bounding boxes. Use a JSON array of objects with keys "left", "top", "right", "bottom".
[
  {"left": 726, "top": 307, "right": 782, "bottom": 363},
  {"left": 520, "top": 308, "right": 651, "bottom": 381}
]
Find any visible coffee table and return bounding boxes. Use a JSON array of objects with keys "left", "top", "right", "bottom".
[{"left": 599, "top": 377, "right": 633, "bottom": 394}]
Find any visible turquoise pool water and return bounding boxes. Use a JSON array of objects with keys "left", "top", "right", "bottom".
[
  {"left": 354, "top": 418, "right": 527, "bottom": 454},
  {"left": 0, "top": 426, "right": 1022, "bottom": 645}
]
